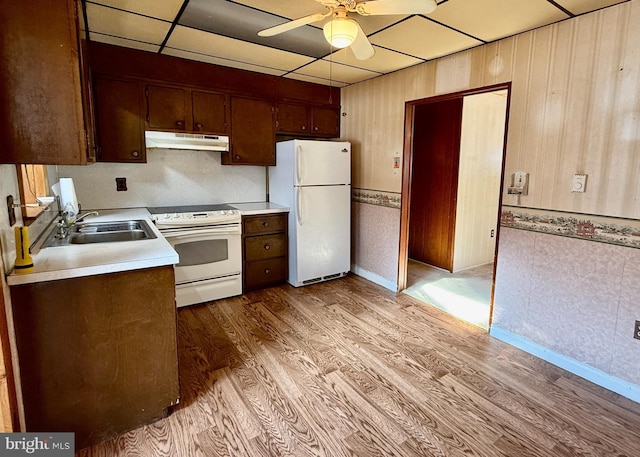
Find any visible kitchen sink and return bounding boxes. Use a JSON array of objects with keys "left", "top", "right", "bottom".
[{"left": 41, "top": 219, "right": 157, "bottom": 248}]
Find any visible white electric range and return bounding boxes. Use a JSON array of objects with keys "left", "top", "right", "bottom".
[{"left": 148, "top": 205, "right": 242, "bottom": 307}]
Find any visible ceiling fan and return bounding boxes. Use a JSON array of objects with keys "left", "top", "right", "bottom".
[{"left": 258, "top": 0, "right": 437, "bottom": 60}]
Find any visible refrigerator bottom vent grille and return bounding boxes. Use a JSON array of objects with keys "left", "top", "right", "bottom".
[{"left": 302, "top": 272, "right": 347, "bottom": 285}]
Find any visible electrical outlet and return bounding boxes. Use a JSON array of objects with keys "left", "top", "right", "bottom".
[
  {"left": 634, "top": 321, "right": 640, "bottom": 341},
  {"left": 116, "top": 177, "right": 127, "bottom": 192}
]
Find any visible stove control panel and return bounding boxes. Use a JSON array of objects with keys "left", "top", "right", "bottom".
[{"left": 153, "top": 210, "right": 241, "bottom": 227}]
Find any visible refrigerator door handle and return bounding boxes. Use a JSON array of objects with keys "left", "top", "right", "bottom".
[
  {"left": 296, "top": 187, "right": 303, "bottom": 226},
  {"left": 296, "top": 144, "right": 302, "bottom": 184}
]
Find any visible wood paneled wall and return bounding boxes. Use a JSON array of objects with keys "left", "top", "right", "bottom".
[{"left": 343, "top": 0, "right": 640, "bottom": 219}]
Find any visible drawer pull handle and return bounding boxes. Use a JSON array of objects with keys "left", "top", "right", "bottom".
[
  {"left": 262, "top": 221, "right": 269, "bottom": 227},
  {"left": 264, "top": 269, "right": 270, "bottom": 274},
  {"left": 131, "top": 150, "right": 140, "bottom": 157},
  {"left": 264, "top": 244, "right": 270, "bottom": 250}
]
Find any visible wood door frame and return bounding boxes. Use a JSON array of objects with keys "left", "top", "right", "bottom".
[{"left": 398, "top": 83, "right": 512, "bottom": 312}]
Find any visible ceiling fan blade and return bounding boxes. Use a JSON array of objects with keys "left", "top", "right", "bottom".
[
  {"left": 350, "top": 22, "right": 375, "bottom": 60},
  {"left": 356, "top": 0, "right": 437, "bottom": 16},
  {"left": 258, "top": 12, "right": 327, "bottom": 37}
]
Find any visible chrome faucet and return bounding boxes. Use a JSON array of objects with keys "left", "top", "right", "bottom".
[
  {"left": 74, "top": 211, "right": 99, "bottom": 224},
  {"left": 55, "top": 211, "right": 99, "bottom": 239}
]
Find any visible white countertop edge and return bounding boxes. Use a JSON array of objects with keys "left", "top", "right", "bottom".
[
  {"left": 7, "top": 254, "right": 178, "bottom": 286},
  {"left": 7, "top": 208, "right": 178, "bottom": 286},
  {"left": 230, "top": 202, "right": 289, "bottom": 215}
]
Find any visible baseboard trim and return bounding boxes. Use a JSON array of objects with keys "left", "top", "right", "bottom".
[
  {"left": 352, "top": 266, "right": 398, "bottom": 292},
  {"left": 490, "top": 326, "right": 640, "bottom": 404}
]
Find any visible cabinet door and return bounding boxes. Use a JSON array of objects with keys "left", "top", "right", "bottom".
[
  {"left": 225, "top": 97, "right": 275, "bottom": 165},
  {"left": 276, "top": 103, "right": 309, "bottom": 134},
  {"left": 146, "top": 84, "right": 188, "bottom": 131},
  {"left": 192, "top": 91, "right": 228, "bottom": 134},
  {"left": 312, "top": 106, "right": 340, "bottom": 137},
  {"left": 95, "top": 77, "right": 145, "bottom": 163},
  {"left": 0, "top": 0, "right": 89, "bottom": 164}
]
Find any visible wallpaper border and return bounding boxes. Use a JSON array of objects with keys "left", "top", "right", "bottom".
[
  {"left": 352, "top": 188, "right": 401, "bottom": 209},
  {"left": 501, "top": 205, "right": 640, "bottom": 249}
]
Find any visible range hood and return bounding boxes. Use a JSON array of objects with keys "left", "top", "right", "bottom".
[{"left": 145, "top": 131, "right": 229, "bottom": 151}]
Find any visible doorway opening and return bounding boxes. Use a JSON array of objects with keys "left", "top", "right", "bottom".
[{"left": 398, "top": 83, "right": 511, "bottom": 329}]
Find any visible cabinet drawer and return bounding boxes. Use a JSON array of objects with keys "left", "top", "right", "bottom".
[
  {"left": 244, "top": 234, "right": 287, "bottom": 261},
  {"left": 244, "top": 214, "right": 287, "bottom": 235},
  {"left": 244, "top": 258, "right": 287, "bottom": 290}
]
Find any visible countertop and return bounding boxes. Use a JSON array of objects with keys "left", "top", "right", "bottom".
[
  {"left": 229, "top": 201, "right": 289, "bottom": 215},
  {"left": 6, "top": 203, "right": 289, "bottom": 287},
  {"left": 7, "top": 208, "right": 178, "bottom": 286}
]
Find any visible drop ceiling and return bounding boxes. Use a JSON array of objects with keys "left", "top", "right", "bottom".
[{"left": 83, "top": 0, "right": 630, "bottom": 87}]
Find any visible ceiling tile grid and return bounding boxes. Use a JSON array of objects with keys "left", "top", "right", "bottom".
[{"left": 83, "top": 0, "right": 631, "bottom": 86}]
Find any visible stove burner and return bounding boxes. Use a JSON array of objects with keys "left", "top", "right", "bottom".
[{"left": 147, "top": 204, "right": 235, "bottom": 214}]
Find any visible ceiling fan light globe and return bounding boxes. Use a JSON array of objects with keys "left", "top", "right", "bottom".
[{"left": 323, "top": 17, "right": 358, "bottom": 48}]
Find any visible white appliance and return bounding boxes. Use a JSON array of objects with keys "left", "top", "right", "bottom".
[
  {"left": 149, "top": 205, "right": 241, "bottom": 307},
  {"left": 144, "top": 131, "right": 229, "bottom": 151},
  {"left": 269, "top": 139, "right": 351, "bottom": 287}
]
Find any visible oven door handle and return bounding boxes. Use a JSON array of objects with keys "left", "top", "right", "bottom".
[{"left": 162, "top": 227, "right": 240, "bottom": 239}]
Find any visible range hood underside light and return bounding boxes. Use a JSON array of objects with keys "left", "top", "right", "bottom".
[{"left": 144, "top": 131, "right": 229, "bottom": 151}]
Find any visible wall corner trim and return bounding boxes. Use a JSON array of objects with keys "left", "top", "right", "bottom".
[
  {"left": 352, "top": 266, "right": 398, "bottom": 292},
  {"left": 490, "top": 326, "right": 640, "bottom": 404}
]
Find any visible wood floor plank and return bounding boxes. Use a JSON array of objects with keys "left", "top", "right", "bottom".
[{"left": 77, "top": 275, "right": 640, "bottom": 456}]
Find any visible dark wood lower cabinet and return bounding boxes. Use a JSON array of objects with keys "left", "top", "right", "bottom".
[
  {"left": 242, "top": 213, "right": 288, "bottom": 291},
  {"left": 9, "top": 266, "right": 179, "bottom": 450}
]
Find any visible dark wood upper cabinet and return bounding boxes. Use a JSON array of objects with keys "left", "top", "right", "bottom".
[
  {"left": 146, "top": 85, "right": 188, "bottom": 131},
  {"left": 276, "top": 103, "right": 310, "bottom": 134},
  {"left": 87, "top": 42, "right": 340, "bottom": 165},
  {"left": 311, "top": 106, "right": 340, "bottom": 137},
  {"left": 191, "top": 91, "right": 228, "bottom": 135},
  {"left": 0, "top": 0, "right": 93, "bottom": 164},
  {"left": 276, "top": 103, "right": 340, "bottom": 138},
  {"left": 94, "top": 76, "right": 145, "bottom": 163},
  {"left": 146, "top": 84, "right": 229, "bottom": 135},
  {"left": 223, "top": 97, "right": 275, "bottom": 166}
]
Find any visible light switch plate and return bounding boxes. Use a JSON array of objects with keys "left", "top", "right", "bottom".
[{"left": 572, "top": 174, "right": 587, "bottom": 193}]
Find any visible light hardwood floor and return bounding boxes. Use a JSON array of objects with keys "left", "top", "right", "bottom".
[{"left": 78, "top": 274, "right": 640, "bottom": 456}]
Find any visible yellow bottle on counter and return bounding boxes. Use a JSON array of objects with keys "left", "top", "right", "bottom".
[{"left": 14, "top": 226, "right": 34, "bottom": 273}]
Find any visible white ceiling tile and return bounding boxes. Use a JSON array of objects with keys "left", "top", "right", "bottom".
[
  {"left": 284, "top": 72, "right": 348, "bottom": 88},
  {"left": 86, "top": 3, "right": 171, "bottom": 44},
  {"left": 429, "top": 0, "right": 570, "bottom": 42},
  {"left": 352, "top": 14, "right": 410, "bottom": 35},
  {"left": 162, "top": 48, "right": 288, "bottom": 76},
  {"left": 87, "top": 0, "right": 184, "bottom": 21},
  {"left": 89, "top": 32, "right": 160, "bottom": 53},
  {"left": 165, "top": 26, "right": 315, "bottom": 72},
  {"left": 554, "top": 0, "right": 629, "bottom": 15},
  {"left": 370, "top": 16, "right": 482, "bottom": 61},
  {"left": 327, "top": 46, "right": 423, "bottom": 74},
  {"left": 294, "top": 60, "right": 381, "bottom": 84}
]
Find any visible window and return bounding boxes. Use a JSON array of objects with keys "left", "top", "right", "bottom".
[{"left": 16, "top": 164, "right": 55, "bottom": 222}]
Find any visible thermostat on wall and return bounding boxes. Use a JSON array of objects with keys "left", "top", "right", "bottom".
[{"left": 572, "top": 174, "right": 587, "bottom": 193}]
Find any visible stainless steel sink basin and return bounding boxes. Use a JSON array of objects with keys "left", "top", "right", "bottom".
[{"left": 41, "top": 219, "right": 157, "bottom": 248}]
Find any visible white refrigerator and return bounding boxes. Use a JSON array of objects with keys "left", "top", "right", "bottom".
[{"left": 269, "top": 139, "right": 351, "bottom": 287}]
